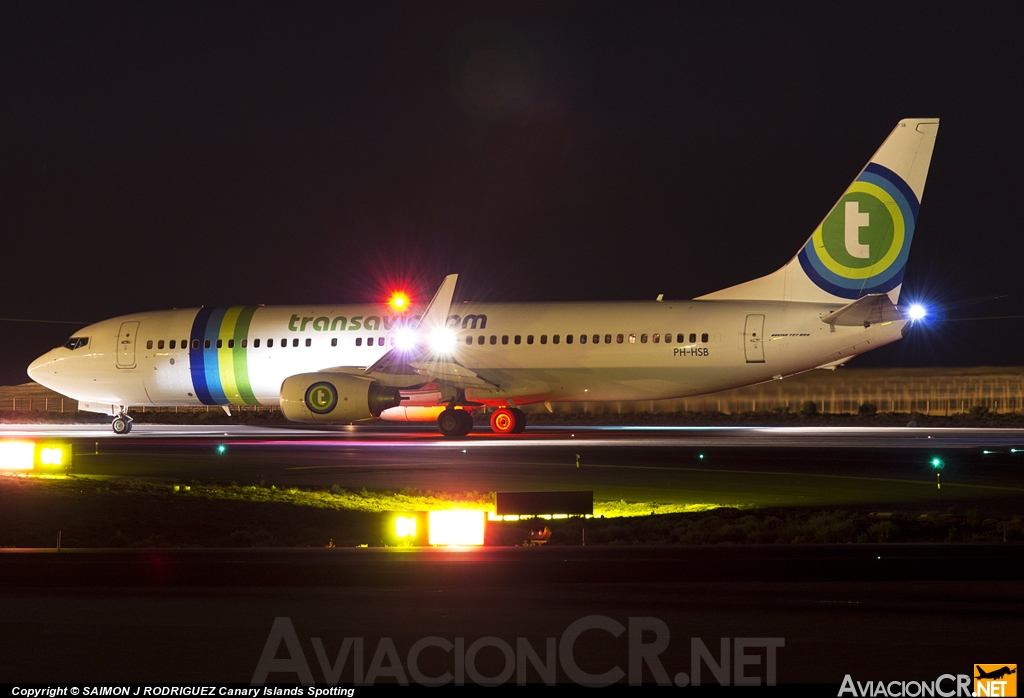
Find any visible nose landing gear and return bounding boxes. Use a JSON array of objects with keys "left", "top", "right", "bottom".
[{"left": 111, "top": 412, "right": 133, "bottom": 434}]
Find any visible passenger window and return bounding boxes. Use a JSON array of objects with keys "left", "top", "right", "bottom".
[
  {"left": 281, "top": 338, "right": 287, "bottom": 347},
  {"left": 594, "top": 335, "right": 600, "bottom": 344},
  {"left": 640, "top": 334, "right": 648, "bottom": 343},
  {"left": 253, "top": 339, "right": 260, "bottom": 348},
  {"left": 267, "top": 339, "right": 274, "bottom": 348},
  {"left": 180, "top": 340, "right": 186, "bottom": 349},
  {"left": 169, "top": 340, "right": 176, "bottom": 349},
  {"left": 215, "top": 339, "right": 221, "bottom": 349},
  {"left": 478, "top": 335, "right": 485, "bottom": 345},
  {"left": 527, "top": 335, "right": 534, "bottom": 345},
  {"left": 305, "top": 338, "right": 311, "bottom": 347},
  {"left": 604, "top": 334, "right": 612, "bottom": 344},
  {"left": 678, "top": 333, "right": 685, "bottom": 344},
  {"left": 292, "top": 338, "right": 299, "bottom": 347},
  {"left": 204, "top": 339, "right": 211, "bottom": 349},
  {"left": 628, "top": 334, "right": 636, "bottom": 344},
  {"left": 378, "top": 337, "right": 385, "bottom": 346},
  {"left": 701, "top": 333, "right": 709, "bottom": 343},
  {"left": 157, "top": 340, "right": 164, "bottom": 350},
  {"left": 514, "top": 335, "right": 521, "bottom": 345},
  {"left": 390, "top": 337, "right": 395, "bottom": 346},
  {"left": 228, "top": 339, "right": 234, "bottom": 349},
  {"left": 241, "top": 339, "right": 247, "bottom": 348},
  {"left": 466, "top": 336, "right": 473, "bottom": 345},
  {"left": 653, "top": 334, "right": 660, "bottom": 343},
  {"left": 193, "top": 339, "right": 200, "bottom": 349},
  {"left": 566, "top": 334, "right": 573, "bottom": 344},
  {"left": 616, "top": 334, "right": 624, "bottom": 344},
  {"left": 356, "top": 338, "right": 362, "bottom": 346},
  {"left": 331, "top": 338, "right": 337, "bottom": 347},
  {"left": 552, "top": 335, "right": 559, "bottom": 344},
  {"left": 580, "top": 334, "right": 587, "bottom": 344},
  {"left": 147, "top": 340, "right": 153, "bottom": 349},
  {"left": 490, "top": 335, "right": 497, "bottom": 345},
  {"left": 540, "top": 335, "right": 548, "bottom": 344},
  {"left": 502, "top": 335, "right": 509, "bottom": 345},
  {"left": 689, "top": 333, "right": 697, "bottom": 343}
]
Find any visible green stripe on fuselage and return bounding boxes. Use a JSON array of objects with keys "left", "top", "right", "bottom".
[{"left": 233, "top": 306, "right": 260, "bottom": 405}]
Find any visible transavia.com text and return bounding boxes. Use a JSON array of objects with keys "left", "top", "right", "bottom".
[{"left": 251, "top": 615, "right": 785, "bottom": 686}]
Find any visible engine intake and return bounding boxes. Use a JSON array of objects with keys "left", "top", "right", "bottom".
[{"left": 279, "top": 373, "right": 402, "bottom": 424}]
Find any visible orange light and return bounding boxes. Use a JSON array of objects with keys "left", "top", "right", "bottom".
[
  {"left": 0, "top": 441, "right": 35, "bottom": 471},
  {"left": 428, "top": 510, "right": 485, "bottom": 546},
  {"left": 389, "top": 292, "right": 409, "bottom": 311}
]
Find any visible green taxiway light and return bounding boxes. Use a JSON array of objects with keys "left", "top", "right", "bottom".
[
  {"left": 217, "top": 445, "right": 227, "bottom": 455},
  {"left": 698, "top": 454, "right": 705, "bottom": 460},
  {"left": 930, "top": 457, "right": 944, "bottom": 469}
]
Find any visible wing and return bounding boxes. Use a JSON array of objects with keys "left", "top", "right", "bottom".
[{"left": 363, "top": 274, "right": 501, "bottom": 390}]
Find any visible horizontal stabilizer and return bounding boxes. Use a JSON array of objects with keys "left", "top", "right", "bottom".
[{"left": 821, "top": 294, "right": 901, "bottom": 327}]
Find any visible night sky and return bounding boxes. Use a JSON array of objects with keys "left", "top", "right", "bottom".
[{"left": 2, "top": 2, "right": 1023, "bottom": 386}]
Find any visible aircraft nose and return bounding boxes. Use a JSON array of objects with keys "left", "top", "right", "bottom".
[{"left": 27, "top": 351, "right": 55, "bottom": 384}]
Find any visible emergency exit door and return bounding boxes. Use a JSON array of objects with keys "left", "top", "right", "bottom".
[
  {"left": 744, "top": 314, "right": 765, "bottom": 363},
  {"left": 117, "top": 321, "right": 140, "bottom": 368}
]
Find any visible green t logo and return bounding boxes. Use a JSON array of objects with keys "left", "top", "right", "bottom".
[
  {"left": 310, "top": 387, "right": 331, "bottom": 409},
  {"left": 844, "top": 200, "right": 870, "bottom": 259},
  {"left": 304, "top": 381, "right": 337, "bottom": 414}
]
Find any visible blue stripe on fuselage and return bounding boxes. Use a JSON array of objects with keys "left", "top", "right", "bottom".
[
  {"left": 202, "top": 306, "right": 229, "bottom": 404},
  {"left": 189, "top": 307, "right": 216, "bottom": 405}
]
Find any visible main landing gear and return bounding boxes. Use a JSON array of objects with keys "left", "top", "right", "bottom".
[
  {"left": 437, "top": 408, "right": 474, "bottom": 437},
  {"left": 489, "top": 407, "right": 527, "bottom": 434},
  {"left": 111, "top": 412, "right": 133, "bottom": 434}
]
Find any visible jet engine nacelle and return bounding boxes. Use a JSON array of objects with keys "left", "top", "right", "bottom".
[{"left": 279, "top": 373, "right": 402, "bottom": 424}]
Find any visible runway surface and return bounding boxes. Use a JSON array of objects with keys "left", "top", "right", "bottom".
[
  {"left": 3, "top": 423, "right": 1024, "bottom": 510},
  {"left": 3, "top": 423, "right": 1023, "bottom": 684}
]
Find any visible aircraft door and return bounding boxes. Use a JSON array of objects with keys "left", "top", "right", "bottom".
[
  {"left": 117, "top": 321, "right": 140, "bottom": 369},
  {"left": 744, "top": 314, "right": 765, "bottom": 363}
]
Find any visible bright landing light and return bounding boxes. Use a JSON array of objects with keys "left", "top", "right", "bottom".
[
  {"left": 394, "top": 327, "right": 417, "bottom": 351},
  {"left": 908, "top": 304, "right": 927, "bottom": 321},
  {"left": 428, "top": 327, "right": 457, "bottom": 354}
]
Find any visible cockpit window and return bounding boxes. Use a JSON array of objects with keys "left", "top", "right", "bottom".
[{"left": 63, "top": 337, "right": 89, "bottom": 350}]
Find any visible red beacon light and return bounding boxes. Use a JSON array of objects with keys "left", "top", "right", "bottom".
[{"left": 389, "top": 292, "right": 410, "bottom": 311}]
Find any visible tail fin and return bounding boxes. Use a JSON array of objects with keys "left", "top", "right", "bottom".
[{"left": 698, "top": 118, "right": 939, "bottom": 305}]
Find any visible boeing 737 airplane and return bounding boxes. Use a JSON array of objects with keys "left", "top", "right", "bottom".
[{"left": 28, "top": 118, "right": 939, "bottom": 436}]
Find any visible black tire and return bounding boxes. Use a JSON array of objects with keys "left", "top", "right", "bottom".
[
  {"left": 455, "top": 409, "right": 474, "bottom": 436},
  {"left": 437, "top": 410, "right": 462, "bottom": 437},
  {"left": 112, "top": 417, "right": 130, "bottom": 435},
  {"left": 510, "top": 408, "right": 527, "bottom": 433}
]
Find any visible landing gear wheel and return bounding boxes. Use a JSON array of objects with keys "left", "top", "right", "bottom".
[
  {"left": 112, "top": 416, "right": 132, "bottom": 435},
  {"left": 510, "top": 408, "right": 527, "bottom": 433},
  {"left": 455, "top": 409, "right": 474, "bottom": 435},
  {"left": 438, "top": 409, "right": 473, "bottom": 437},
  {"left": 490, "top": 408, "right": 518, "bottom": 434}
]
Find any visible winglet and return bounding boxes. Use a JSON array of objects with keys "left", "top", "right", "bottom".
[{"left": 418, "top": 274, "right": 458, "bottom": 330}]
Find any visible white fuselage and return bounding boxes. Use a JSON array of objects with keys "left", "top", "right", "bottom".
[{"left": 27, "top": 299, "right": 907, "bottom": 415}]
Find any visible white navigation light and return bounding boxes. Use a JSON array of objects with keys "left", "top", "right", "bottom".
[
  {"left": 394, "top": 327, "right": 417, "bottom": 351},
  {"left": 908, "top": 304, "right": 927, "bottom": 321},
  {"left": 428, "top": 327, "right": 457, "bottom": 354}
]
